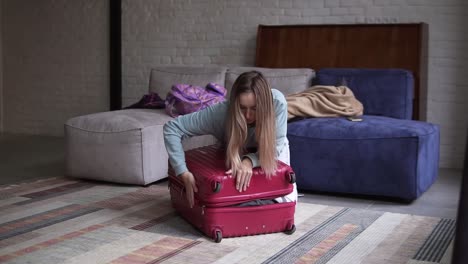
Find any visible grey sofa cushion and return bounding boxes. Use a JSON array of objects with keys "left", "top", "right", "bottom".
[
  {"left": 225, "top": 67, "right": 315, "bottom": 96},
  {"left": 149, "top": 66, "right": 228, "bottom": 97},
  {"left": 66, "top": 109, "right": 173, "bottom": 133},
  {"left": 65, "top": 109, "right": 216, "bottom": 185}
]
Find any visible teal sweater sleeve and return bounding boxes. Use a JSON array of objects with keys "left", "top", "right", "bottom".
[
  {"left": 163, "top": 89, "right": 288, "bottom": 175},
  {"left": 242, "top": 89, "right": 288, "bottom": 167},
  {"left": 163, "top": 102, "right": 228, "bottom": 176}
]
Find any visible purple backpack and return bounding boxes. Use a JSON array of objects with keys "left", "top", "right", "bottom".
[{"left": 165, "top": 83, "right": 227, "bottom": 117}]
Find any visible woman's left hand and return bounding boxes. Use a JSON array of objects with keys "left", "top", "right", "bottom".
[{"left": 226, "top": 158, "right": 253, "bottom": 192}]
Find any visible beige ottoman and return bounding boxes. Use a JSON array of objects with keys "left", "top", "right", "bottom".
[
  {"left": 65, "top": 108, "right": 216, "bottom": 185},
  {"left": 65, "top": 109, "right": 172, "bottom": 185}
]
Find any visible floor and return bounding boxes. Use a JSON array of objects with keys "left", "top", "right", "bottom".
[{"left": 0, "top": 132, "right": 463, "bottom": 220}]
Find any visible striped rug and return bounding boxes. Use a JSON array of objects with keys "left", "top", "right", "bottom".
[{"left": 0, "top": 177, "right": 455, "bottom": 264}]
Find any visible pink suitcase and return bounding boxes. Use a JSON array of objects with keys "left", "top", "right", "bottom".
[{"left": 168, "top": 145, "right": 296, "bottom": 242}]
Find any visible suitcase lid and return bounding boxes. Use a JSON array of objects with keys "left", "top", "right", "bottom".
[{"left": 170, "top": 145, "right": 294, "bottom": 207}]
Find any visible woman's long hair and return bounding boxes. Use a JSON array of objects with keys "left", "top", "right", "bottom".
[{"left": 225, "top": 71, "right": 277, "bottom": 177}]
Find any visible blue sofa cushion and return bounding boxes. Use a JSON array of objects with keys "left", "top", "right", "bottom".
[
  {"left": 316, "top": 68, "right": 414, "bottom": 120},
  {"left": 287, "top": 116, "right": 440, "bottom": 200},
  {"left": 288, "top": 115, "right": 436, "bottom": 139}
]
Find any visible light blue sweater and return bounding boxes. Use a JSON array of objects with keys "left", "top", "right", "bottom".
[{"left": 163, "top": 89, "right": 288, "bottom": 176}]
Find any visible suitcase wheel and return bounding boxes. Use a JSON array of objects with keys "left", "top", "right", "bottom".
[
  {"left": 289, "top": 173, "right": 296, "bottom": 184},
  {"left": 214, "top": 230, "right": 222, "bottom": 243},
  {"left": 212, "top": 182, "right": 222, "bottom": 193},
  {"left": 284, "top": 224, "right": 296, "bottom": 235}
]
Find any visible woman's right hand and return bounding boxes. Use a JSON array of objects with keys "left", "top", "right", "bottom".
[{"left": 180, "top": 171, "right": 198, "bottom": 208}]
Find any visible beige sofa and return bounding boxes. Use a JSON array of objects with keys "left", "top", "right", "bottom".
[{"left": 65, "top": 66, "right": 315, "bottom": 185}]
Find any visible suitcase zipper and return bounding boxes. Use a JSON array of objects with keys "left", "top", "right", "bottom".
[{"left": 201, "top": 205, "right": 205, "bottom": 215}]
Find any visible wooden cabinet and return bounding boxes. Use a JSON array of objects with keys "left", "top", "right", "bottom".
[{"left": 255, "top": 23, "right": 428, "bottom": 120}]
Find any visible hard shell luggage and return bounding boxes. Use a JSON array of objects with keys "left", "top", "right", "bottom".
[{"left": 168, "top": 145, "right": 296, "bottom": 242}]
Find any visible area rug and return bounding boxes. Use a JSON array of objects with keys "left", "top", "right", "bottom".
[{"left": 0, "top": 177, "right": 456, "bottom": 264}]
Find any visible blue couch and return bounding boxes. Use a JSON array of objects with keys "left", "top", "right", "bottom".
[{"left": 287, "top": 68, "right": 440, "bottom": 201}]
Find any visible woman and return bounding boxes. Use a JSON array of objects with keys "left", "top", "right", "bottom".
[{"left": 163, "top": 71, "right": 298, "bottom": 208}]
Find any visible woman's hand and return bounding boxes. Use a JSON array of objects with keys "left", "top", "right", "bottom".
[
  {"left": 180, "top": 171, "right": 198, "bottom": 208},
  {"left": 226, "top": 158, "right": 253, "bottom": 192}
]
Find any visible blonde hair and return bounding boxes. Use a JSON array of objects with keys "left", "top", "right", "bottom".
[{"left": 225, "top": 71, "right": 277, "bottom": 177}]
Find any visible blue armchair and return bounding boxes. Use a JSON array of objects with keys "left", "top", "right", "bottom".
[{"left": 287, "top": 68, "right": 440, "bottom": 201}]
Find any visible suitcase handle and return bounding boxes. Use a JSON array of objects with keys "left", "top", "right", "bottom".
[
  {"left": 289, "top": 172, "right": 296, "bottom": 184},
  {"left": 212, "top": 182, "right": 222, "bottom": 193}
]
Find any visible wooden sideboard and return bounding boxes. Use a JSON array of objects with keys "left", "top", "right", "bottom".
[{"left": 255, "top": 23, "right": 428, "bottom": 120}]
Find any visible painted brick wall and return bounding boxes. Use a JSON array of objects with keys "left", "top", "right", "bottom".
[
  {"left": 122, "top": 0, "right": 467, "bottom": 169},
  {"left": 1, "top": 0, "right": 466, "bottom": 168},
  {"left": 2, "top": 0, "right": 109, "bottom": 136}
]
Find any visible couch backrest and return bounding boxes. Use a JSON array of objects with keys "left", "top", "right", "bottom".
[
  {"left": 149, "top": 66, "right": 227, "bottom": 97},
  {"left": 315, "top": 68, "right": 414, "bottom": 119},
  {"left": 226, "top": 67, "right": 315, "bottom": 97},
  {"left": 149, "top": 66, "right": 315, "bottom": 100}
]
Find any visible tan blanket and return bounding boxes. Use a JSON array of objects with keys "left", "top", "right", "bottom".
[{"left": 286, "top": 85, "right": 364, "bottom": 120}]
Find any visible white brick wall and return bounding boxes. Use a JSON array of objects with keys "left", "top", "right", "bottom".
[
  {"left": 1, "top": 0, "right": 465, "bottom": 168},
  {"left": 2, "top": 0, "right": 109, "bottom": 136},
  {"left": 123, "top": 0, "right": 467, "bottom": 168}
]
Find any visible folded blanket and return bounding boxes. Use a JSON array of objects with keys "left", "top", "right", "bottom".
[{"left": 286, "top": 85, "right": 364, "bottom": 120}]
